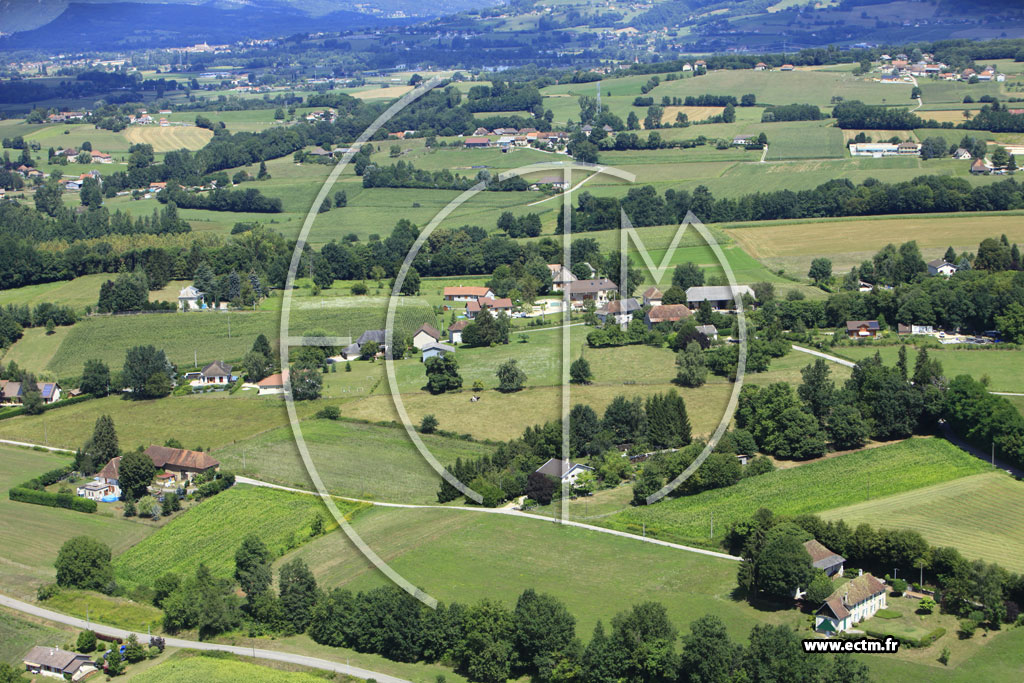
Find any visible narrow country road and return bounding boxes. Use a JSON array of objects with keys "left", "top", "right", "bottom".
[
  {"left": 790, "top": 345, "right": 856, "bottom": 368},
  {"left": 0, "top": 594, "right": 411, "bottom": 683}
]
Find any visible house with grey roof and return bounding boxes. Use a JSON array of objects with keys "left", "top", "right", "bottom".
[
  {"left": 596, "top": 297, "right": 641, "bottom": 325},
  {"left": 567, "top": 278, "right": 618, "bottom": 307},
  {"left": 685, "top": 285, "right": 755, "bottom": 311},
  {"left": 23, "top": 645, "right": 95, "bottom": 679},
  {"left": 421, "top": 342, "right": 456, "bottom": 361},
  {"left": 535, "top": 458, "right": 594, "bottom": 485}
]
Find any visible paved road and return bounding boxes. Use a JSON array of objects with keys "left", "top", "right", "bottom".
[
  {"left": 0, "top": 594, "right": 411, "bottom": 683},
  {"left": 791, "top": 345, "right": 856, "bottom": 368},
  {"left": 0, "top": 438, "right": 73, "bottom": 453}
]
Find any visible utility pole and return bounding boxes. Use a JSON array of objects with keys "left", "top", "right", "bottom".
[
  {"left": 992, "top": 441, "right": 995, "bottom": 466},
  {"left": 710, "top": 512, "right": 714, "bottom": 540}
]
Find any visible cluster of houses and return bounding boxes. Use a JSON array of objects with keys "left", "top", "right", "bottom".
[
  {"left": 76, "top": 444, "right": 221, "bottom": 501},
  {"left": 464, "top": 128, "right": 570, "bottom": 152},
  {"left": 849, "top": 141, "right": 921, "bottom": 158},
  {"left": 62, "top": 169, "right": 103, "bottom": 191},
  {"left": 51, "top": 147, "right": 113, "bottom": 163},
  {"left": 0, "top": 379, "right": 63, "bottom": 406},
  {"left": 45, "top": 111, "right": 88, "bottom": 123}
]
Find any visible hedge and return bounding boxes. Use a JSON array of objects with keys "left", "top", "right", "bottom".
[
  {"left": 21, "top": 465, "right": 74, "bottom": 490},
  {"left": 196, "top": 472, "right": 235, "bottom": 498},
  {"left": 0, "top": 393, "right": 95, "bottom": 421},
  {"left": 9, "top": 486, "right": 97, "bottom": 513},
  {"left": 864, "top": 627, "right": 945, "bottom": 648}
]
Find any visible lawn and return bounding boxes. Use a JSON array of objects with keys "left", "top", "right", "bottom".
[
  {"left": 761, "top": 122, "right": 846, "bottom": 160},
  {"left": 837, "top": 344, "right": 1024, "bottom": 393},
  {"left": 601, "top": 437, "right": 991, "bottom": 548},
  {"left": 727, "top": 211, "right": 1024, "bottom": 275},
  {"left": 0, "top": 446, "right": 155, "bottom": 597},
  {"left": 0, "top": 607, "right": 76, "bottom": 667},
  {"left": 41, "top": 589, "right": 163, "bottom": 633},
  {"left": 213, "top": 418, "right": 495, "bottom": 504},
  {"left": 113, "top": 484, "right": 364, "bottom": 586},
  {"left": 0, "top": 273, "right": 110, "bottom": 310},
  {"left": 820, "top": 472, "right": 1024, "bottom": 572}
]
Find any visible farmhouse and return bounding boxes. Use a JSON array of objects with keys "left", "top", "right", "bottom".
[
  {"left": 421, "top": 342, "right": 456, "bottom": 361},
  {"left": 535, "top": 458, "right": 594, "bottom": 485},
  {"left": 567, "top": 278, "right": 617, "bottom": 307},
  {"left": 596, "top": 297, "right": 642, "bottom": 325},
  {"left": 547, "top": 264, "right": 576, "bottom": 291},
  {"left": 645, "top": 304, "right": 692, "bottom": 328},
  {"left": 970, "top": 158, "right": 990, "bottom": 174},
  {"left": 448, "top": 319, "right": 469, "bottom": 344},
  {"left": 257, "top": 371, "right": 287, "bottom": 395},
  {"left": 194, "top": 361, "right": 235, "bottom": 385},
  {"left": 927, "top": 259, "right": 958, "bottom": 277},
  {"left": 22, "top": 646, "right": 95, "bottom": 680},
  {"left": 413, "top": 323, "right": 442, "bottom": 349},
  {"left": 846, "top": 320, "right": 880, "bottom": 339},
  {"left": 443, "top": 286, "right": 494, "bottom": 302},
  {"left": 178, "top": 285, "right": 205, "bottom": 310},
  {"left": 144, "top": 445, "right": 220, "bottom": 482},
  {"left": 685, "top": 285, "right": 754, "bottom": 311},
  {"left": 642, "top": 286, "right": 663, "bottom": 307},
  {"left": 464, "top": 137, "right": 491, "bottom": 148},
  {"left": 467, "top": 297, "right": 513, "bottom": 318},
  {"left": 532, "top": 175, "right": 569, "bottom": 190},
  {"left": 815, "top": 573, "right": 887, "bottom": 634}
]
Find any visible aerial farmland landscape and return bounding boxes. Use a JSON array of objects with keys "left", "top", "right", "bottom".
[{"left": 3, "top": 0, "right": 1024, "bottom": 681}]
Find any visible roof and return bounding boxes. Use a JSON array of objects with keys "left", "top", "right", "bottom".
[
  {"left": 40, "top": 382, "right": 59, "bottom": 399},
  {"left": 414, "top": 323, "right": 441, "bottom": 340},
  {"left": 78, "top": 480, "right": 108, "bottom": 491},
  {"left": 928, "top": 258, "right": 955, "bottom": 269},
  {"left": 467, "top": 297, "right": 513, "bottom": 313},
  {"left": 422, "top": 342, "right": 456, "bottom": 354},
  {"left": 448, "top": 319, "right": 470, "bottom": 332},
  {"left": 23, "top": 646, "right": 90, "bottom": 673},
  {"left": 356, "top": 329, "right": 387, "bottom": 345},
  {"left": 820, "top": 573, "right": 886, "bottom": 617},
  {"left": 643, "top": 286, "right": 663, "bottom": 299},
  {"left": 567, "top": 278, "right": 617, "bottom": 295},
  {"left": 444, "top": 286, "right": 492, "bottom": 298},
  {"left": 535, "top": 458, "right": 594, "bottom": 479},
  {"left": 804, "top": 539, "right": 845, "bottom": 570},
  {"left": 846, "top": 320, "right": 880, "bottom": 331},
  {"left": 465, "top": 136, "right": 490, "bottom": 145},
  {"left": 201, "top": 361, "right": 233, "bottom": 377},
  {"left": 599, "top": 297, "right": 641, "bottom": 315},
  {"left": 646, "top": 304, "right": 692, "bottom": 323},
  {"left": 179, "top": 285, "right": 202, "bottom": 298},
  {"left": 686, "top": 285, "right": 755, "bottom": 302},
  {"left": 144, "top": 445, "right": 219, "bottom": 471},
  {"left": 98, "top": 456, "right": 120, "bottom": 481},
  {"left": 2, "top": 381, "right": 21, "bottom": 399},
  {"left": 818, "top": 596, "right": 850, "bottom": 620},
  {"left": 258, "top": 371, "right": 286, "bottom": 387},
  {"left": 695, "top": 324, "right": 718, "bottom": 336}
]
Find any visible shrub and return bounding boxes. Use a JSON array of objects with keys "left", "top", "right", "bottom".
[
  {"left": 37, "top": 583, "right": 60, "bottom": 601},
  {"left": 420, "top": 414, "right": 439, "bottom": 434},
  {"left": 316, "top": 406, "right": 341, "bottom": 420},
  {"left": 77, "top": 630, "right": 97, "bottom": 653},
  {"left": 196, "top": 472, "right": 235, "bottom": 498}
]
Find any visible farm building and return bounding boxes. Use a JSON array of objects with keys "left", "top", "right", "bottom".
[
  {"left": 815, "top": 573, "right": 887, "bottom": 634},
  {"left": 805, "top": 539, "right": 845, "bottom": 577},
  {"left": 413, "top": 323, "right": 442, "bottom": 350},
  {"left": 464, "top": 137, "right": 491, "bottom": 148},
  {"left": 846, "top": 320, "right": 880, "bottom": 339},
  {"left": 144, "top": 445, "right": 220, "bottom": 482},
  {"left": 685, "top": 285, "right": 754, "bottom": 311},
  {"left": 645, "top": 304, "right": 692, "bottom": 328},
  {"left": 22, "top": 646, "right": 95, "bottom": 680}
]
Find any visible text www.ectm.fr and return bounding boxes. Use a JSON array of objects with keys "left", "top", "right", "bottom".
[{"left": 802, "top": 637, "right": 900, "bottom": 654}]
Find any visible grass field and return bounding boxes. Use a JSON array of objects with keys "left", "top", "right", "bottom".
[
  {"left": 0, "top": 446, "right": 155, "bottom": 597},
  {"left": 0, "top": 607, "right": 76, "bottom": 666},
  {"left": 129, "top": 651, "right": 336, "bottom": 683},
  {"left": 113, "top": 485, "right": 363, "bottom": 585},
  {"left": 123, "top": 125, "right": 213, "bottom": 152},
  {"left": 214, "top": 418, "right": 495, "bottom": 504},
  {"left": 727, "top": 212, "right": 1024, "bottom": 275},
  {"left": 661, "top": 105, "right": 724, "bottom": 124},
  {"left": 602, "top": 437, "right": 991, "bottom": 547},
  {"left": 837, "top": 345, "right": 1024, "bottom": 393},
  {"left": 0, "top": 273, "right": 110, "bottom": 310},
  {"left": 761, "top": 122, "right": 846, "bottom": 160},
  {"left": 42, "top": 589, "right": 164, "bottom": 632},
  {"left": 0, "top": 392, "right": 320, "bottom": 453},
  {"left": 821, "top": 472, "right": 1024, "bottom": 572}
]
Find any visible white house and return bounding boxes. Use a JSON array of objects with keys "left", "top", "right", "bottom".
[
  {"left": 443, "top": 286, "right": 494, "bottom": 302},
  {"left": 596, "top": 297, "right": 642, "bottom": 325},
  {"left": 927, "top": 259, "right": 958, "bottom": 277},
  {"left": 547, "top": 264, "right": 576, "bottom": 292},
  {"left": 448, "top": 319, "right": 469, "bottom": 344},
  {"left": 685, "top": 285, "right": 754, "bottom": 311},
  {"left": 412, "top": 324, "right": 442, "bottom": 350},
  {"left": 257, "top": 372, "right": 287, "bottom": 395},
  {"left": 76, "top": 479, "right": 115, "bottom": 501},
  {"left": 94, "top": 457, "right": 123, "bottom": 499},
  {"left": 642, "top": 286, "right": 663, "bottom": 307},
  {"left": 535, "top": 458, "right": 594, "bottom": 485},
  {"left": 178, "top": 285, "right": 205, "bottom": 310},
  {"left": 815, "top": 573, "right": 887, "bottom": 634},
  {"left": 194, "top": 360, "right": 234, "bottom": 385}
]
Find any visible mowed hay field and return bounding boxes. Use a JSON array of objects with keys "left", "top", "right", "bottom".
[
  {"left": 660, "top": 105, "right": 723, "bottom": 125},
  {"left": 123, "top": 124, "right": 213, "bottom": 152},
  {"left": 131, "top": 652, "right": 333, "bottom": 683},
  {"left": 821, "top": 473, "right": 1024, "bottom": 572},
  {"left": 603, "top": 438, "right": 991, "bottom": 548},
  {"left": 0, "top": 446, "right": 155, "bottom": 596},
  {"left": 728, "top": 212, "right": 1024, "bottom": 274}
]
